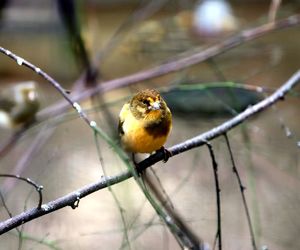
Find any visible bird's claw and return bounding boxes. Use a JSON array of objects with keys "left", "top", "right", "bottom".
[{"left": 157, "top": 147, "right": 172, "bottom": 163}]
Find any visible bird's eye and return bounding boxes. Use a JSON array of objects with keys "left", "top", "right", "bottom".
[{"left": 142, "top": 100, "right": 149, "bottom": 106}]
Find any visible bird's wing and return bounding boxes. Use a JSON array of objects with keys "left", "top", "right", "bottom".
[{"left": 118, "top": 102, "right": 130, "bottom": 136}]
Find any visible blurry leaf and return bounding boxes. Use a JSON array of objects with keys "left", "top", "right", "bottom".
[{"left": 162, "top": 83, "right": 264, "bottom": 117}]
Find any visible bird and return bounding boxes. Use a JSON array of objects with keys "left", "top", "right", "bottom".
[
  {"left": 119, "top": 89, "right": 202, "bottom": 248},
  {"left": 0, "top": 81, "right": 40, "bottom": 129},
  {"left": 118, "top": 89, "right": 172, "bottom": 163}
]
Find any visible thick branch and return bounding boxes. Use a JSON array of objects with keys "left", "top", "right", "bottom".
[{"left": 1, "top": 70, "right": 299, "bottom": 235}]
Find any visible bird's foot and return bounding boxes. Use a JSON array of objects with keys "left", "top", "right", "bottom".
[{"left": 157, "top": 147, "right": 172, "bottom": 163}]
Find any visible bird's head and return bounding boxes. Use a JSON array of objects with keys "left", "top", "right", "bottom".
[{"left": 130, "top": 89, "right": 166, "bottom": 121}]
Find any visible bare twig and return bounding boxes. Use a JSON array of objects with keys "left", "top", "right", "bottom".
[
  {"left": 127, "top": 150, "right": 202, "bottom": 247},
  {"left": 224, "top": 133, "right": 257, "bottom": 250},
  {"left": 141, "top": 169, "right": 202, "bottom": 249},
  {"left": 0, "top": 190, "right": 24, "bottom": 249},
  {"left": 0, "top": 69, "right": 299, "bottom": 235},
  {"left": 0, "top": 174, "right": 43, "bottom": 209},
  {"left": 1, "top": 189, "right": 25, "bottom": 248},
  {"left": 0, "top": 191, "right": 15, "bottom": 222},
  {"left": 205, "top": 143, "right": 222, "bottom": 250},
  {"left": 93, "top": 131, "right": 131, "bottom": 250}
]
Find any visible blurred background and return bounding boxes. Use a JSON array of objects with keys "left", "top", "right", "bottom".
[{"left": 0, "top": 0, "right": 300, "bottom": 249}]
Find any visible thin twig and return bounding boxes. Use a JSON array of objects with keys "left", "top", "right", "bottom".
[
  {"left": 223, "top": 133, "right": 257, "bottom": 250},
  {"left": 205, "top": 142, "right": 222, "bottom": 250},
  {"left": 0, "top": 191, "right": 18, "bottom": 229},
  {"left": 0, "top": 191, "right": 23, "bottom": 249},
  {"left": 93, "top": 131, "right": 131, "bottom": 250},
  {"left": 148, "top": 168, "right": 174, "bottom": 209},
  {"left": 141, "top": 169, "right": 202, "bottom": 249},
  {"left": 127, "top": 150, "right": 202, "bottom": 247},
  {"left": 0, "top": 174, "right": 43, "bottom": 209}
]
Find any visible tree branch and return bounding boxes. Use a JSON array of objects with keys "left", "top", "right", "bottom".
[
  {"left": 1, "top": 69, "right": 299, "bottom": 235},
  {"left": 39, "top": 14, "right": 300, "bottom": 119},
  {"left": 77, "top": 14, "right": 300, "bottom": 99}
]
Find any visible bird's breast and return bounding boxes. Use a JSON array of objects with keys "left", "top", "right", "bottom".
[{"left": 121, "top": 112, "right": 171, "bottom": 153}]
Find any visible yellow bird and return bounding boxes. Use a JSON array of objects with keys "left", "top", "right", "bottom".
[{"left": 118, "top": 89, "right": 172, "bottom": 161}]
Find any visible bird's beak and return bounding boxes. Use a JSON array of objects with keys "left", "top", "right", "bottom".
[{"left": 151, "top": 101, "right": 161, "bottom": 110}]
